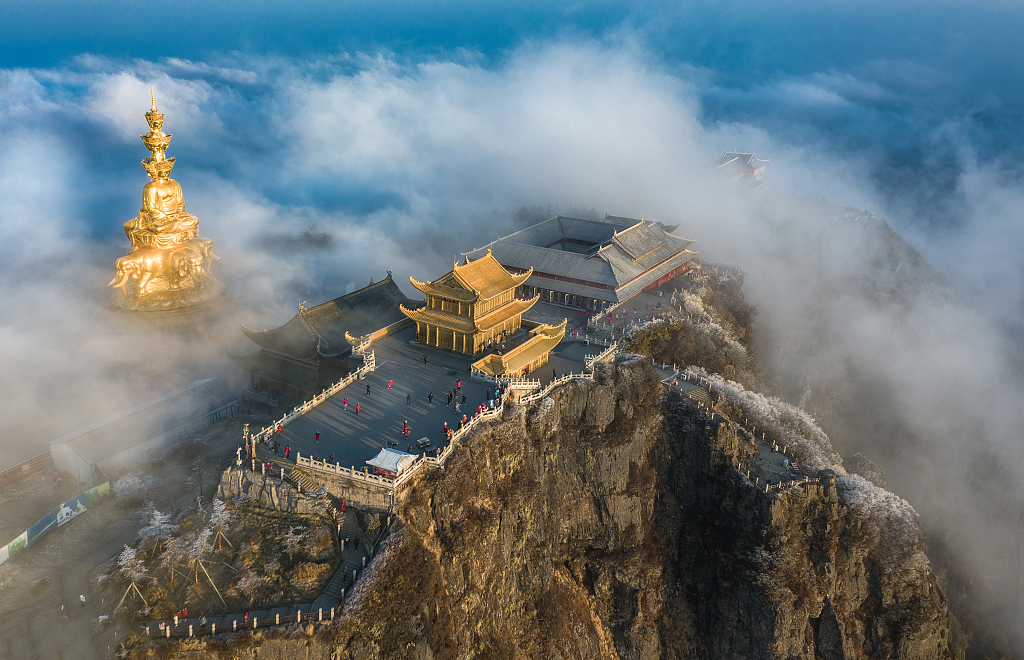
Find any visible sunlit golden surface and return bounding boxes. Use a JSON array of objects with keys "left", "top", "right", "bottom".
[{"left": 110, "top": 91, "right": 223, "bottom": 311}]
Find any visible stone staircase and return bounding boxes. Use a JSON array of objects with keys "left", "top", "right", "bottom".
[
  {"left": 313, "top": 511, "right": 365, "bottom": 610},
  {"left": 290, "top": 467, "right": 336, "bottom": 515},
  {"left": 686, "top": 386, "right": 710, "bottom": 404}
]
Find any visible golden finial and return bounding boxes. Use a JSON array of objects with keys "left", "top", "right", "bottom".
[{"left": 150, "top": 88, "right": 156, "bottom": 112}]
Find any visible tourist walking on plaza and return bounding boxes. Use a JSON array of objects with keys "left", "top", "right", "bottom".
[
  {"left": 456, "top": 379, "right": 461, "bottom": 391},
  {"left": 315, "top": 431, "right": 320, "bottom": 443},
  {"left": 423, "top": 354, "right": 428, "bottom": 364},
  {"left": 428, "top": 392, "right": 433, "bottom": 404},
  {"left": 328, "top": 453, "right": 334, "bottom": 463},
  {"left": 285, "top": 445, "right": 291, "bottom": 459},
  {"left": 461, "top": 393, "right": 466, "bottom": 405},
  {"left": 344, "top": 398, "right": 348, "bottom": 409},
  {"left": 366, "top": 383, "right": 371, "bottom": 396},
  {"left": 407, "top": 393, "right": 411, "bottom": 405},
  {"left": 356, "top": 403, "right": 360, "bottom": 414}
]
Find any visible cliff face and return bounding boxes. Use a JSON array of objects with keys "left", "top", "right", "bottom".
[
  {"left": 166, "top": 360, "right": 949, "bottom": 659},
  {"left": 658, "top": 395, "right": 948, "bottom": 659}
]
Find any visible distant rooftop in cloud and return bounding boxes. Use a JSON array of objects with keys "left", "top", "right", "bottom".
[{"left": 718, "top": 152, "right": 769, "bottom": 191}]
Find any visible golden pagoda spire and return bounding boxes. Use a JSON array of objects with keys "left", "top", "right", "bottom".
[{"left": 109, "top": 93, "right": 223, "bottom": 312}]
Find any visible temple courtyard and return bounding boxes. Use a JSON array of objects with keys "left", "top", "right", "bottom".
[{"left": 263, "top": 325, "right": 588, "bottom": 473}]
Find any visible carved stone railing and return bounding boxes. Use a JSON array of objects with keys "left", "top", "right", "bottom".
[
  {"left": 584, "top": 342, "right": 618, "bottom": 370},
  {"left": 259, "top": 346, "right": 617, "bottom": 495},
  {"left": 242, "top": 388, "right": 279, "bottom": 408},
  {"left": 250, "top": 351, "right": 376, "bottom": 444},
  {"left": 519, "top": 372, "right": 594, "bottom": 405}
]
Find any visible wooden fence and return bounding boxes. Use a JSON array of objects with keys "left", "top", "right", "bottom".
[{"left": 0, "top": 453, "right": 48, "bottom": 490}]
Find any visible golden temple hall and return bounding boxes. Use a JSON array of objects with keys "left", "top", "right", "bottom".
[{"left": 401, "top": 251, "right": 539, "bottom": 355}]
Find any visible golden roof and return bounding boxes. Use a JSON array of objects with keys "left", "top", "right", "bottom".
[
  {"left": 399, "top": 305, "right": 477, "bottom": 332},
  {"left": 409, "top": 251, "right": 532, "bottom": 302},
  {"left": 409, "top": 276, "right": 478, "bottom": 302},
  {"left": 475, "top": 295, "right": 538, "bottom": 330},
  {"left": 399, "top": 294, "right": 539, "bottom": 333},
  {"left": 472, "top": 319, "right": 567, "bottom": 376},
  {"left": 453, "top": 251, "right": 532, "bottom": 299}
]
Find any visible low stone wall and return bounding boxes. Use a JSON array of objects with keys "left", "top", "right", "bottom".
[{"left": 311, "top": 471, "right": 391, "bottom": 512}]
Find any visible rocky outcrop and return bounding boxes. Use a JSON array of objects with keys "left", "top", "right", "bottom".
[
  {"left": 217, "top": 466, "right": 315, "bottom": 514},
  {"left": 158, "top": 359, "right": 949, "bottom": 659}
]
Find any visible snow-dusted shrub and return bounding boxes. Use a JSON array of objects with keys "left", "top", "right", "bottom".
[
  {"left": 835, "top": 473, "right": 921, "bottom": 549},
  {"left": 686, "top": 367, "right": 925, "bottom": 555},
  {"left": 234, "top": 570, "right": 263, "bottom": 600},
  {"left": 283, "top": 526, "right": 306, "bottom": 560},
  {"left": 113, "top": 473, "right": 160, "bottom": 500},
  {"left": 685, "top": 366, "right": 841, "bottom": 471},
  {"left": 680, "top": 291, "right": 706, "bottom": 317}
]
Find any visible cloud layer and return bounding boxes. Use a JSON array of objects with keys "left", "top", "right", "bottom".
[{"left": 2, "top": 23, "right": 1024, "bottom": 646}]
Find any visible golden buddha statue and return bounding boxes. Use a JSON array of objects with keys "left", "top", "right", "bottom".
[{"left": 110, "top": 92, "right": 223, "bottom": 311}]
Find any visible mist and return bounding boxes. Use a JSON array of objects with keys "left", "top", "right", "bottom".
[{"left": 2, "top": 5, "right": 1024, "bottom": 650}]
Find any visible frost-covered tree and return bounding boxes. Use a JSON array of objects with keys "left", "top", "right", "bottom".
[
  {"left": 187, "top": 528, "right": 213, "bottom": 563},
  {"left": 139, "top": 502, "right": 178, "bottom": 548},
  {"left": 114, "top": 545, "right": 150, "bottom": 613},
  {"left": 208, "top": 499, "right": 235, "bottom": 551},
  {"left": 283, "top": 526, "right": 306, "bottom": 561},
  {"left": 160, "top": 535, "right": 185, "bottom": 579},
  {"left": 235, "top": 570, "right": 263, "bottom": 601},
  {"left": 116, "top": 545, "right": 148, "bottom": 583}
]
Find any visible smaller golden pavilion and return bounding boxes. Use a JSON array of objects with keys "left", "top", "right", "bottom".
[
  {"left": 470, "top": 318, "right": 567, "bottom": 378},
  {"left": 401, "top": 251, "right": 538, "bottom": 354}
]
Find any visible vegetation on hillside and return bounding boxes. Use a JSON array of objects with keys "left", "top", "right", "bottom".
[
  {"left": 626, "top": 270, "right": 761, "bottom": 389},
  {"left": 99, "top": 497, "right": 339, "bottom": 621}
]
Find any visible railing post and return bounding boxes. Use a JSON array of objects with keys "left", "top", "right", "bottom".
[
  {"left": 253, "top": 616, "right": 257, "bottom": 629},
  {"left": 189, "top": 625, "right": 193, "bottom": 637},
  {"left": 233, "top": 619, "right": 237, "bottom": 631},
  {"left": 297, "top": 610, "right": 302, "bottom": 622}
]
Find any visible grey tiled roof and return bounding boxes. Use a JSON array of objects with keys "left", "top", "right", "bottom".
[
  {"left": 242, "top": 274, "right": 417, "bottom": 359},
  {"left": 229, "top": 350, "right": 348, "bottom": 390},
  {"left": 464, "top": 216, "right": 696, "bottom": 299}
]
